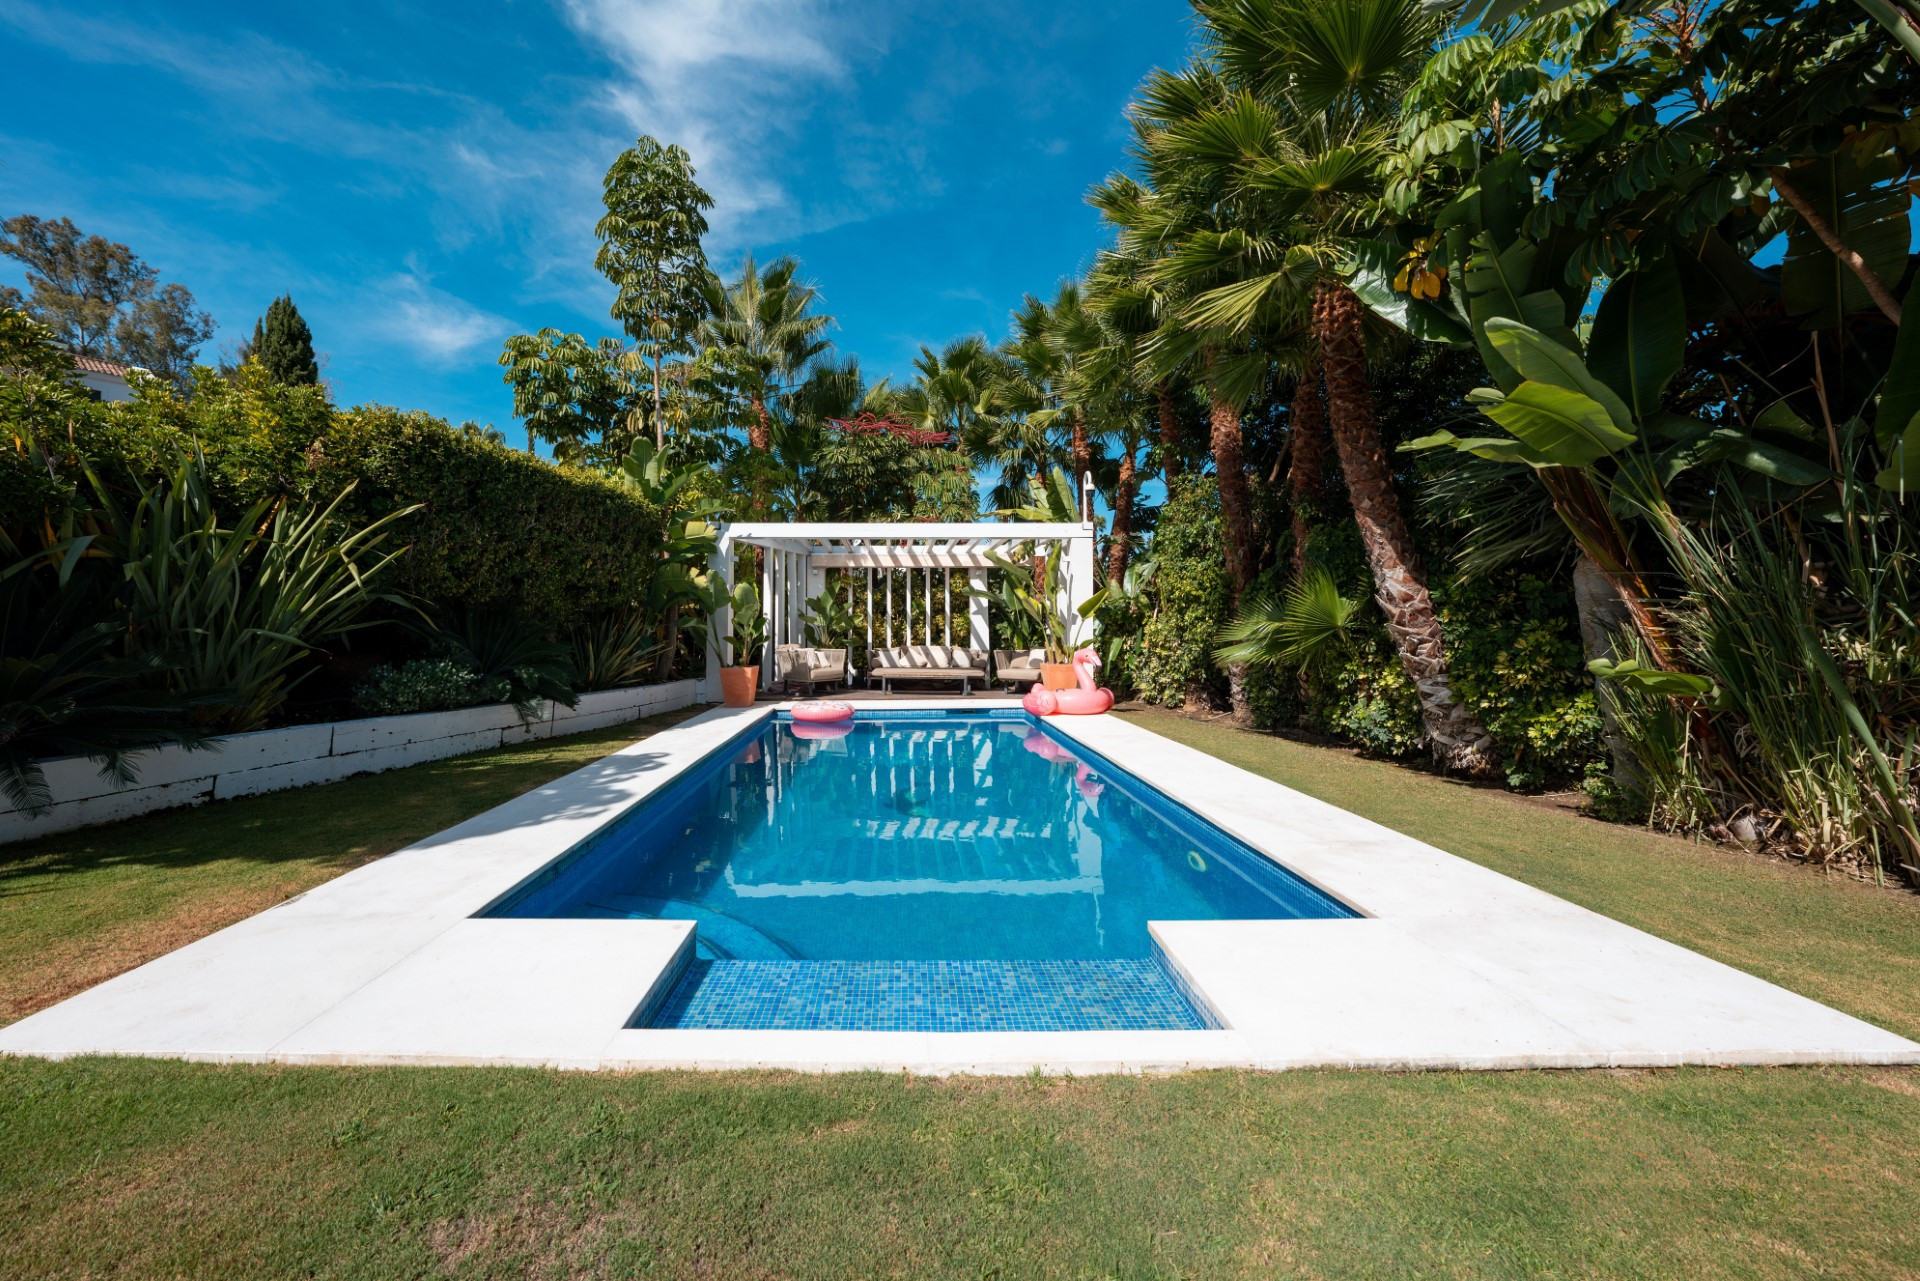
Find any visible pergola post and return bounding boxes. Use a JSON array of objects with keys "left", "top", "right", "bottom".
[
  {"left": 967, "top": 568, "right": 990, "bottom": 654},
  {"left": 1062, "top": 532, "right": 1097, "bottom": 649},
  {"left": 760, "top": 549, "right": 776, "bottom": 690}
]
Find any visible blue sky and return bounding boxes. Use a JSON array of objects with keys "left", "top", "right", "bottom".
[{"left": 1, "top": 0, "right": 1197, "bottom": 431}]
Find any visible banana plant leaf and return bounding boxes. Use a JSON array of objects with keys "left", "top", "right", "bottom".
[
  {"left": 1478, "top": 381, "right": 1636, "bottom": 467},
  {"left": 1587, "top": 255, "right": 1687, "bottom": 423},
  {"left": 1482, "top": 318, "right": 1636, "bottom": 432}
]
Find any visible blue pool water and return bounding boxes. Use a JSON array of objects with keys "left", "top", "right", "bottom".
[{"left": 486, "top": 711, "right": 1352, "bottom": 1030}]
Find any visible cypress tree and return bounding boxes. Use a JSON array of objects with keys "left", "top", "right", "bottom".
[{"left": 252, "top": 295, "right": 319, "bottom": 385}]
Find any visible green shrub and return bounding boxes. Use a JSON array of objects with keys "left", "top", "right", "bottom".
[
  {"left": 572, "top": 609, "right": 663, "bottom": 691},
  {"left": 1233, "top": 559, "right": 1601, "bottom": 787},
  {"left": 1133, "top": 477, "right": 1230, "bottom": 709},
  {"left": 313, "top": 408, "right": 660, "bottom": 626},
  {"left": 432, "top": 610, "right": 578, "bottom": 719},
  {"left": 1435, "top": 572, "right": 1602, "bottom": 789},
  {"left": 352, "top": 659, "right": 487, "bottom": 716},
  {"left": 2, "top": 363, "right": 663, "bottom": 629}
]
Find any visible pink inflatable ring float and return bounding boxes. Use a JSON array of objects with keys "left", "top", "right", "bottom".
[{"left": 791, "top": 701, "right": 854, "bottom": 723}]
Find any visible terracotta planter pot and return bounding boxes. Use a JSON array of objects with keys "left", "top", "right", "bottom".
[
  {"left": 719, "top": 665, "right": 759, "bottom": 708},
  {"left": 1040, "top": 662, "right": 1078, "bottom": 692}
]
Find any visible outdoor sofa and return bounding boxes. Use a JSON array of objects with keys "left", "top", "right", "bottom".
[
  {"left": 775, "top": 644, "right": 849, "bottom": 693},
  {"left": 992, "top": 648, "right": 1046, "bottom": 691},
  {"left": 867, "top": 645, "right": 989, "bottom": 695}
]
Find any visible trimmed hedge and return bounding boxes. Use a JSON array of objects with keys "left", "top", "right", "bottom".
[{"left": 3, "top": 366, "right": 661, "bottom": 628}]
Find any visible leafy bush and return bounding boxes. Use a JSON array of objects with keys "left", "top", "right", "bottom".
[
  {"left": 2, "top": 362, "right": 664, "bottom": 629},
  {"left": 2, "top": 510, "right": 226, "bottom": 814},
  {"left": 314, "top": 408, "right": 661, "bottom": 627},
  {"left": 571, "top": 610, "right": 663, "bottom": 692},
  {"left": 352, "top": 659, "right": 487, "bottom": 716},
  {"left": 432, "top": 610, "right": 578, "bottom": 720},
  {"left": 1132, "top": 477, "right": 1230, "bottom": 709},
  {"left": 1232, "top": 565, "right": 1601, "bottom": 788},
  {"left": 1435, "top": 573, "right": 1602, "bottom": 790},
  {"left": 94, "top": 453, "right": 413, "bottom": 731}
]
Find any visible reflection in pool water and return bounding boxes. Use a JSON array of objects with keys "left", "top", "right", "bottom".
[{"left": 489, "top": 714, "right": 1352, "bottom": 961}]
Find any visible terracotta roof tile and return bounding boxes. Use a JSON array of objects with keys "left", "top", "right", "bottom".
[{"left": 70, "top": 353, "right": 131, "bottom": 377}]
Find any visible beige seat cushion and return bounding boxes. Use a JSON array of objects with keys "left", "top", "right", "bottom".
[{"left": 994, "top": 648, "right": 1045, "bottom": 674}]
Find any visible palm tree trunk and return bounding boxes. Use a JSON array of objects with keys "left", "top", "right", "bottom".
[
  {"left": 1313, "top": 282, "right": 1497, "bottom": 776},
  {"left": 652, "top": 353, "right": 665, "bottom": 449},
  {"left": 1071, "top": 410, "right": 1091, "bottom": 497},
  {"left": 1572, "top": 553, "right": 1640, "bottom": 794},
  {"left": 1108, "top": 449, "right": 1137, "bottom": 583},
  {"left": 749, "top": 394, "right": 772, "bottom": 452},
  {"left": 1287, "top": 366, "right": 1328, "bottom": 580},
  {"left": 1208, "top": 383, "right": 1255, "bottom": 721},
  {"left": 653, "top": 603, "right": 681, "bottom": 681},
  {"left": 1157, "top": 382, "right": 1182, "bottom": 480}
]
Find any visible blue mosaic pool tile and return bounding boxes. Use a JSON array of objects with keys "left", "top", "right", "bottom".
[{"left": 649, "top": 958, "right": 1209, "bottom": 1031}]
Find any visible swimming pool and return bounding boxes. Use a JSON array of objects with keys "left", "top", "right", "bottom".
[{"left": 486, "top": 711, "right": 1352, "bottom": 1029}]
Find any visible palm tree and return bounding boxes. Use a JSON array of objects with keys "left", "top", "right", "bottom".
[
  {"left": 1286, "top": 359, "right": 1330, "bottom": 577},
  {"left": 900, "top": 335, "right": 997, "bottom": 448},
  {"left": 1036, "top": 282, "right": 1104, "bottom": 498},
  {"left": 973, "top": 299, "right": 1070, "bottom": 513},
  {"left": 698, "top": 253, "right": 833, "bottom": 453},
  {"left": 1088, "top": 247, "right": 1188, "bottom": 482},
  {"left": 1132, "top": 0, "right": 1498, "bottom": 774},
  {"left": 1090, "top": 67, "right": 1303, "bottom": 720}
]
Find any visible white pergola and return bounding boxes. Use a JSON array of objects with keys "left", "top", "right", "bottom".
[{"left": 702, "top": 518, "right": 1098, "bottom": 699}]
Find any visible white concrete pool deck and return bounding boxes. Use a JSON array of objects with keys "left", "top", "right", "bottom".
[{"left": 3, "top": 701, "right": 1915, "bottom": 1074}]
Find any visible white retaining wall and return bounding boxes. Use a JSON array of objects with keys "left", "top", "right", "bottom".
[{"left": 1, "top": 679, "right": 700, "bottom": 845}]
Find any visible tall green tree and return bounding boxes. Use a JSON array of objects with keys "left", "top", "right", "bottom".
[
  {"left": 899, "top": 335, "right": 998, "bottom": 446},
  {"left": 595, "top": 137, "right": 714, "bottom": 448},
  {"left": 698, "top": 254, "right": 833, "bottom": 454},
  {"left": 497, "top": 328, "right": 642, "bottom": 464},
  {"left": 0, "top": 214, "right": 213, "bottom": 387},
  {"left": 242, "top": 295, "right": 319, "bottom": 387},
  {"left": 1114, "top": 0, "right": 1498, "bottom": 771},
  {"left": 974, "top": 298, "right": 1070, "bottom": 512}
]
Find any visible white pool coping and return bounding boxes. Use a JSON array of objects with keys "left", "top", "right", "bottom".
[{"left": 3, "top": 701, "right": 1915, "bottom": 1074}]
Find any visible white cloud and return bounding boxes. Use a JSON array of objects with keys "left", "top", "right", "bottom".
[
  {"left": 559, "top": 0, "right": 856, "bottom": 246},
  {"left": 371, "top": 269, "right": 514, "bottom": 364}
]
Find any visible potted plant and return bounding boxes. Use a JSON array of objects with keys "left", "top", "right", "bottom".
[
  {"left": 696, "top": 577, "right": 767, "bottom": 708},
  {"left": 978, "top": 549, "right": 1076, "bottom": 689}
]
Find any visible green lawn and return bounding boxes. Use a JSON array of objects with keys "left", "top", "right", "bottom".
[
  {"left": 0, "top": 710, "right": 701, "bottom": 1026},
  {"left": 3, "top": 705, "right": 1918, "bottom": 1279}
]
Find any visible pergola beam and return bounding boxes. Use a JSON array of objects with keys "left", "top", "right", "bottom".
[
  {"left": 811, "top": 549, "right": 1003, "bottom": 569},
  {"left": 727, "top": 521, "right": 1085, "bottom": 544}
]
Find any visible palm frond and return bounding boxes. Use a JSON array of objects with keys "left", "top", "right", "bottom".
[{"left": 1212, "top": 569, "right": 1362, "bottom": 670}]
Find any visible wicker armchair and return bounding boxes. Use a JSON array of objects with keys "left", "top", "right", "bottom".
[{"left": 775, "top": 644, "right": 848, "bottom": 693}]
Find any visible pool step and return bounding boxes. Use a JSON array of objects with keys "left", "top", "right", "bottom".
[{"left": 646, "top": 958, "right": 1209, "bottom": 1032}]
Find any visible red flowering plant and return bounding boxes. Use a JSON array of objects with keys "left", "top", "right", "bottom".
[{"left": 826, "top": 412, "right": 952, "bottom": 448}]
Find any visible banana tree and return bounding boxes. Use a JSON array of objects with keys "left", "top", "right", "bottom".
[{"left": 621, "top": 437, "right": 724, "bottom": 679}]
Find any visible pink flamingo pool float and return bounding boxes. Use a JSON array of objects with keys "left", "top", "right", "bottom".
[
  {"left": 1019, "top": 728, "right": 1107, "bottom": 811},
  {"left": 1021, "top": 647, "right": 1114, "bottom": 716}
]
